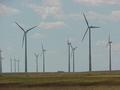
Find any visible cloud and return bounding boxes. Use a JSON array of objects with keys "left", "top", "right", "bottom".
[
  {"left": 0, "top": 3, "right": 19, "bottom": 16},
  {"left": 96, "top": 40, "right": 107, "bottom": 47},
  {"left": 29, "top": 0, "right": 63, "bottom": 19},
  {"left": 112, "top": 43, "right": 120, "bottom": 52},
  {"left": 38, "top": 21, "right": 65, "bottom": 30},
  {"left": 69, "top": 10, "right": 120, "bottom": 22},
  {"left": 30, "top": 32, "right": 45, "bottom": 39},
  {"left": 88, "top": 11, "right": 120, "bottom": 22},
  {"left": 73, "top": 0, "right": 120, "bottom": 5}
]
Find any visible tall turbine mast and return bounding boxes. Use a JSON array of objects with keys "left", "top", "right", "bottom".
[
  {"left": 41, "top": 42, "right": 46, "bottom": 72},
  {"left": 34, "top": 53, "right": 39, "bottom": 72},
  {"left": 70, "top": 44, "right": 77, "bottom": 72},
  {"left": 10, "top": 58, "right": 12, "bottom": 73},
  {"left": 82, "top": 13, "right": 100, "bottom": 72},
  {"left": 0, "top": 50, "right": 3, "bottom": 74},
  {"left": 67, "top": 40, "right": 71, "bottom": 72},
  {"left": 14, "top": 57, "right": 17, "bottom": 73},
  {"left": 16, "top": 59, "right": 20, "bottom": 72},
  {"left": 108, "top": 33, "right": 112, "bottom": 71},
  {"left": 15, "top": 22, "right": 38, "bottom": 73}
]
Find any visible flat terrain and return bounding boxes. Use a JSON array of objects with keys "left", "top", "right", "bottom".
[{"left": 0, "top": 71, "right": 120, "bottom": 90}]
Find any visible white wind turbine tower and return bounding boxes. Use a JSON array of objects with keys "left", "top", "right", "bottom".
[
  {"left": 16, "top": 59, "right": 20, "bottom": 72},
  {"left": 70, "top": 44, "right": 77, "bottom": 72},
  {"left": 82, "top": 13, "right": 100, "bottom": 72},
  {"left": 107, "top": 33, "right": 112, "bottom": 71},
  {"left": 15, "top": 22, "right": 38, "bottom": 73},
  {"left": 10, "top": 58, "right": 13, "bottom": 73},
  {"left": 67, "top": 39, "right": 71, "bottom": 72},
  {"left": 0, "top": 50, "right": 3, "bottom": 73},
  {"left": 34, "top": 53, "right": 39, "bottom": 72},
  {"left": 14, "top": 57, "right": 17, "bottom": 73},
  {"left": 41, "top": 42, "right": 46, "bottom": 72}
]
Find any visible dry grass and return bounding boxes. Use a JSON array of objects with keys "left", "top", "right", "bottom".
[
  {"left": 1, "top": 86, "right": 120, "bottom": 90},
  {"left": 0, "top": 71, "right": 120, "bottom": 90}
]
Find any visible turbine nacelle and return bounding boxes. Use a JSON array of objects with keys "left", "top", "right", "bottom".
[
  {"left": 107, "top": 33, "right": 112, "bottom": 47},
  {"left": 67, "top": 40, "right": 71, "bottom": 46},
  {"left": 34, "top": 53, "right": 39, "bottom": 58},
  {"left": 70, "top": 44, "right": 77, "bottom": 51},
  {"left": 108, "top": 40, "right": 112, "bottom": 44}
]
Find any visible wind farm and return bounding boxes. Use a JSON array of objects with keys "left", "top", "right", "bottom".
[
  {"left": 1, "top": 0, "right": 120, "bottom": 90},
  {"left": 0, "top": 13, "right": 119, "bottom": 90}
]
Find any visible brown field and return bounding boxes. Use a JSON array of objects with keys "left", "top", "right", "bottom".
[{"left": 0, "top": 71, "right": 120, "bottom": 90}]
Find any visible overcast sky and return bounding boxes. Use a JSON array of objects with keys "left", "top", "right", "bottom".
[{"left": 1, "top": 0, "right": 120, "bottom": 72}]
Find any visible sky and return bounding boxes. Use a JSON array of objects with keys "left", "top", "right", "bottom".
[{"left": 1, "top": 0, "right": 120, "bottom": 72}]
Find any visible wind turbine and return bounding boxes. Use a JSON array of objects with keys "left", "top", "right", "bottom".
[
  {"left": 10, "top": 58, "right": 12, "bottom": 72},
  {"left": 41, "top": 42, "right": 46, "bottom": 72},
  {"left": 70, "top": 44, "right": 77, "bottom": 72},
  {"left": 107, "top": 33, "right": 112, "bottom": 71},
  {"left": 67, "top": 40, "right": 71, "bottom": 72},
  {"left": 0, "top": 50, "right": 3, "bottom": 73},
  {"left": 14, "top": 57, "right": 17, "bottom": 72},
  {"left": 82, "top": 13, "right": 100, "bottom": 72},
  {"left": 15, "top": 22, "right": 38, "bottom": 73},
  {"left": 34, "top": 53, "right": 39, "bottom": 72},
  {"left": 16, "top": 59, "right": 20, "bottom": 72}
]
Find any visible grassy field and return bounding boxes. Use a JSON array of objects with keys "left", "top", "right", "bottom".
[{"left": 0, "top": 71, "right": 120, "bottom": 90}]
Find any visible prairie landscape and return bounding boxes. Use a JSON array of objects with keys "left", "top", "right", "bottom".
[{"left": 0, "top": 71, "right": 120, "bottom": 90}]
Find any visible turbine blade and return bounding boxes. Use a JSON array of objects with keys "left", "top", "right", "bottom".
[
  {"left": 75, "top": 47, "right": 78, "bottom": 50},
  {"left": 34, "top": 53, "right": 37, "bottom": 57},
  {"left": 108, "top": 33, "right": 110, "bottom": 42},
  {"left": 15, "top": 22, "right": 25, "bottom": 32},
  {"left": 41, "top": 41, "right": 44, "bottom": 52},
  {"left": 26, "top": 25, "right": 38, "bottom": 32},
  {"left": 67, "top": 39, "right": 69, "bottom": 45},
  {"left": 83, "top": 13, "right": 89, "bottom": 28},
  {"left": 70, "top": 44, "right": 73, "bottom": 49},
  {"left": 42, "top": 43, "right": 43, "bottom": 51},
  {"left": 81, "top": 28, "right": 89, "bottom": 41},
  {"left": 22, "top": 33, "right": 25, "bottom": 48},
  {"left": 90, "top": 26, "right": 100, "bottom": 28},
  {"left": 71, "top": 50, "right": 73, "bottom": 58},
  {"left": 106, "top": 33, "right": 110, "bottom": 47}
]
